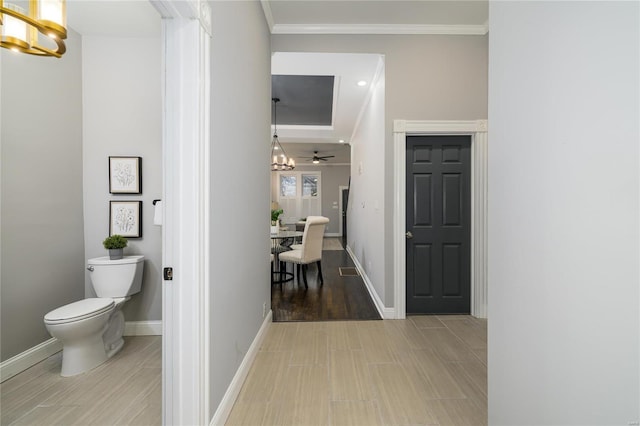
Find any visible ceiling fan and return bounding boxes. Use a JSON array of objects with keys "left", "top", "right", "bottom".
[{"left": 301, "top": 151, "right": 335, "bottom": 164}]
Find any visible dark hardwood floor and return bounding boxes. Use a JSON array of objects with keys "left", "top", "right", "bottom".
[{"left": 271, "top": 248, "right": 382, "bottom": 322}]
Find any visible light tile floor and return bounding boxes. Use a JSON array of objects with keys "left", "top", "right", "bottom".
[
  {"left": 2, "top": 318, "right": 486, "bottom": 426},
  {"left": 226, "top": 316, "right": 487, "bottom": 426},
  {"left": 0, "top": 336, "right": 161, "bottom": 426}
]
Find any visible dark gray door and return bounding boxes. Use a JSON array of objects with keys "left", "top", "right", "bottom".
[{"left": 406, "top": 135, "right": 471, "bottom": 314}]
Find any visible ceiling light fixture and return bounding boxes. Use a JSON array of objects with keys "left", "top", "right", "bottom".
[
  {"left": 357, "top": 80, "right": 367, "bottom": 87},
  {"left": 338, "top": 139, "right": 345, "bottom": 143},
  {"left": 270, "top": 98, "right": 295, "bottom": 171},
  {"left": 0, "top": 0, "right": 67, "bottom": 58}
]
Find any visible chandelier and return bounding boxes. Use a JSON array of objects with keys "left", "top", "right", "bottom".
[
  {"left": 271, "top": 98, "right": 295, "bottom": 171},
  {"left": 0, "top": 0, "right": 67, "bottom": 58}
]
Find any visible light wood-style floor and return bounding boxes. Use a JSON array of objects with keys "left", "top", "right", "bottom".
[
  {"left": 2, "top": 317, "right": 486, "bottom": 426},
  {"left": 0, "top": 336, "right": 161, "bottom": 426},
  {"left": 227, "top": 315, "right": 487, "bottom": 426}
]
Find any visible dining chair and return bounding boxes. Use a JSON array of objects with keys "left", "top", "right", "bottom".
[{"left": 278, "top": 216, "right": 329, "bottom": 288}]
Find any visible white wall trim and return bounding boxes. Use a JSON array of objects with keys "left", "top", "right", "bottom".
[
  {"left": 259, "top": 0, "right": 275, "bottom": 33},
  {"left": 393, "top": 119, "right": 488, "bottom": 319},
  {"left": 0, "top": 338, "right": 62, "bottom": 383},
  {"left": 158, "top": 3, "right": 212, "bottom": 424},
  {"left": 270, "top": 23, "right": 489, "bottom": 36},
  {"left": 124, "top": 320, "right": 163, "bottom": 336},
  {"left": 210, "top": 311, "right": 272, "bottom": 426},
  {"left": 345, "top": 245, "right": 395, "bottom": 319},
  {"left": 1, "top": 322, "right": 163, "bottom": 383}
]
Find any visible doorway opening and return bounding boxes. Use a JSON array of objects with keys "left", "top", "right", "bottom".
[{"left": 269, "top": 52, "right": 385, "bottom": 322}]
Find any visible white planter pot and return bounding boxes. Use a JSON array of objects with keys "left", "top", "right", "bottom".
[{"left": 270, "top": 224, "right": 279, "bottom": 234}]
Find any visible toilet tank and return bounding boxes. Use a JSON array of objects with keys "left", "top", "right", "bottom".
[{"left": 87, "top": 255, "right": 144, "bottom": 298}]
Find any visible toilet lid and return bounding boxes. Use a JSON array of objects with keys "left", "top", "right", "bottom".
[{"left": 44, "top": 298, "right": 115, "bottom": 324}]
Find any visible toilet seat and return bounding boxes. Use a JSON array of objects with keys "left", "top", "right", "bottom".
[{"left": 44, "top": 298, "right": 114, "bottom": 325}]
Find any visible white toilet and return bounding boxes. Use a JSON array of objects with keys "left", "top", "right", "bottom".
[{"left": 44, "top": 255, "right": 144, "bottom": 377}]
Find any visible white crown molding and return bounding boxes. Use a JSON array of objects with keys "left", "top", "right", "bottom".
[
  {"left": 199, "top": 1, "right": 212, "bottom": 36},
  {"left": 271, "top": 23, "right": 489, "bottom": 36},
  {"left": 260, "top": 0, "right": 275, "bottom": 33}
]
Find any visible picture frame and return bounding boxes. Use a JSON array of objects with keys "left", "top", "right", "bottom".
[
  {"left": 109, "top": 156, "right": 142, "bottom": 194},
  {"left": 109, "top": 201, "right": 142, "bottom": 238}
]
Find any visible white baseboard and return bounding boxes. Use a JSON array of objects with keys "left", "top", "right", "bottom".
[
  {"left": 0, "top": 321, "right": 162, "bottom": 383},
  {"left": 124, "top": 320, "right": 163, "bottom": 336},
  {"left": 345, "top": 246, "right": 396, "bottom": 319},
  {"left": 0, "top": 338, "right": 62, "bottom": 383},
  {"left": 210, "top": 311, "right": 272, "bottom": 426}
]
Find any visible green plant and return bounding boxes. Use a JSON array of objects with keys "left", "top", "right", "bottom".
[
  {"left": 103, "top": 234, "right": 128, "bottom": 250},
  {"left": 271, "top": 208, "right": 283, "bottom": 225}
]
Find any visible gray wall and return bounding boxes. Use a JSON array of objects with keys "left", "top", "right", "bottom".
[
  {"left": 272, "top": 34, "right": 488, "bottom": 306},
  {"left": 271, "top": 165, "right": 350, "bottom": 234},
  {"left": 348, "top": 65, "right": 387, "bottom": 303},
  {"left": 488, "top": 2, "right": 639, "bottom": 424},
  {"left": 81, "top": 36, "right": 162, "bottom": 321},
  {"left": 209, "top": 1, "right": 272, "bottom": 415},
  {"left": 0, "top": 30, "right": 85, "bottom": 361}
]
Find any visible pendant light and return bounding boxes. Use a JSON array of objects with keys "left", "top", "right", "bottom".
[
  {"left": 0, "top": 0, "right": 67, "bottom": 58},
  {"left": 271, "top": 98, "right": 295, "bottom": 171}
]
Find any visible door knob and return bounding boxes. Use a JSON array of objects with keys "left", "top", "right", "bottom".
[{"left": 405, "top": 231, "right": 413, "bottom": 239}]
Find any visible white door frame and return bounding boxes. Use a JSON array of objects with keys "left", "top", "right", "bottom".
[
  {"left": 338, "top": 185, "right": 348, "bottom": 237},
  {"left": 153, "top": 1, "right": 212, "bottom": 424},
  {"left": 393, "top": 120, "right": 488, "bottom": 319}
]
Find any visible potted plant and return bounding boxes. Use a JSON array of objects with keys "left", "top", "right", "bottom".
[
  {"left": 270, "top": 208, "right": 283, "bottom": 234},
  {"left": 103, "top": 234, "right": 128, "bottom": 260}
]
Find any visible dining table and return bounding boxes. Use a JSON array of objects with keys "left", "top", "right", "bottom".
[{"left": 270, "top": 229, "right": 303, "bottom": 284}]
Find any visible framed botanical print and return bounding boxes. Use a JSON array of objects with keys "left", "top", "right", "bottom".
[
  {"left": 109, "top": 201, "right": 142, "bottom": 238},
  {"left": 109, "top": 156, "right": 142, "bottom": 194}
]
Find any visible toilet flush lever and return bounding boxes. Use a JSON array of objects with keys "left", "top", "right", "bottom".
[{"left": 87, "top": 266, "right": 94, "bottom": 272}]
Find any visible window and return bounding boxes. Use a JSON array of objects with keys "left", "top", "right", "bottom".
[
  {"left": 302, "top": 175, "right": 318, "bottom": 197},
  {"left": 280, "top": 175, "right": 297, "bottom": 198},
  {"left": 276, "top": 171, "right": 322, "bottom": 224}
]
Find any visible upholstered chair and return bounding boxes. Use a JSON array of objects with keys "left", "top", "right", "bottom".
[{"left": 278, "top": 216, "right": 329, "bottom": 288}]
